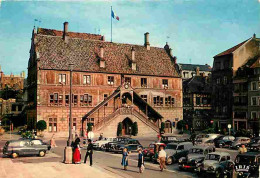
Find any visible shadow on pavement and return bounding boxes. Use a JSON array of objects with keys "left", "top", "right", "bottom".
[{"left": 108, "top": 166, "right": 140, "bottom": 173}]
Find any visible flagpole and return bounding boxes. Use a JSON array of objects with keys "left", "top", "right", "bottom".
[{"left": 111, "top": 6, "right": 112, "bottom": 42}]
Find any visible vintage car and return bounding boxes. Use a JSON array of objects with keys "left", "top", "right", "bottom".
[
  {"left": 234, "top": 152, "right": 260, "bottom": 178},
  {"left": 196, "top": 152, "right": 234, "bottom": 178},
  {"left": 160, "top": 135, "right": 178, "bottom": 144},
  {"left": 93, "top": 137, "right": 117, "bottom": 150},
  {"left": 104, "top": 137, "right": 129, "bottom": 152},
  {"left": 178, "top": 145, "right": 215, "bottom": 171},
  {"left": 143, "top": 142, "right": 166, "bottom": 161},
  {"left": 197, "top": 134, "right": 220, "bottom": 144},
  {"left": 213, "top": 135, "right": 235, "bottom": 148},
  {"left": 112, "top": 139, "right": 142, "bottom": 153},
  {"left": 3, "top": 139, "right": 50, "bottom": 158},
  {"left": 247, "top": 137, "right": 260, "bottom": 152},
  {"left": 231, "top": 137, "right": 251, "bottom": 149},
  {"left": 165, "top": 142, "right": 193, "bottom": 165}
]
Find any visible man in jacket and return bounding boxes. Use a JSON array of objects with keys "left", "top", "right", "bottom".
[{"left": 84, "top": 139, "right": 93, "bottom": 166}]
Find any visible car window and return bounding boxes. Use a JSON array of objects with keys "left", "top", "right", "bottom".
[
  {"left": 227, "top": 156, "right": 230, "bottom": 160},
  {"left": 177, "top": 145, "right": 184, "bottom": 150},
  {"left": 205, "top": 154, "right": 220, "bottom": 161},
  {"left": 128, "top": 141, "right": 133, "bottom": 144},
  {"left": 31, "top": 140, "right": 42, "bottom": 145},
  {"left": 166, "top": 144, "right": 177, "bottom": 150},
  {"left": 133, "top": 140, "right": 138, "bottom": 144},
  {"left": 189, "top": 148, "right": 203, "bottom": 154}
]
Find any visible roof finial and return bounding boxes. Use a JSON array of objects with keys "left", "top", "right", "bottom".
[{"left": 253, "top": 33, "right": 256, "bottom": 38}]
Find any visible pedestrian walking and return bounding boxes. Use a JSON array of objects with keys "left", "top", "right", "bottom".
[
  {"left": 238, "top": 145, "right": 247, "bottom": 154},
  {"left": 84, "top": 139, "right": 93, "bottom": 166},
  {"left": 137, "top": 148, "right": 144, "bottom": 173},
  {"left": 73, "top": 134, "right": 81, "bottom": 164},
  {"left": 158, "top": 145, "right": 167, "bottom": 171},
  {"left": 50, "top": 134, "right": 57, "bottom": 152},
  {"left": 121, "top": 148, "right": 128, "bottom": 170}
]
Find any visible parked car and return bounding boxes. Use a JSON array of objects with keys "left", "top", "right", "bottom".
[
  {"left": 178, "top": 145, "right": 215, "bottom": 171},
  {"left": 214, "top": 135, "right": 235, "bottom": 148},
  {"left": 196, "top": 152, "right": 234, "bottom": 178},
  {"left": 197, "top": 134, "right": 220, "bottom": 144},
  {"left": 160, "top": 135, "right": 178, "bottom": 144},
  {"left": 93, "top": 137, "right": 117, "bottom": 150},
  {"left": 104, "top": 137, "right": 129, "bottom": 152},
  {"left": 165, "top": 142, "right": 193, "bottom": 165},
  {"left": 113, "top": 139, "right": 142, "bottom": 153},
  {"left": 247, "top": 137, "right": 260, "bottom": 152},
  {"left": 234, "top": 152, "right": 260, "bottom": 178},
  {"left": 231, "top": 137, "right": 251, "bottom": 149},
  {"left": 3, "top": 139, "right": 50, "bottom": 158},
  {"left": 143, "top": 142, "right": 166, "bottom": 161}
]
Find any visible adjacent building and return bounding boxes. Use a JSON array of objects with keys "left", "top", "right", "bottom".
[
  {"left": 212, "top": 34, "right": 260, "bottom": 129},
  {"left": 27, "top": 22, "right": 183, "bottom": 137},
  {"left": 183, "top": 70, "right": 212, "bottom": 131},
  {"left": 179, "top": 63, "right": 211, "bottom": 80},
  {"left": 0, "top": 66, "right": 25, "bottom": 90}
]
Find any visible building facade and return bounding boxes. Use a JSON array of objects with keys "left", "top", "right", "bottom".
[
  {"left": 27, "top": 22, "right": 183, "bottom": 137},
  {"left": 179, "top": 63, "right": 211, "bottom": 80},
  {"left": 0, "top": 66, "right": 25, "bottom": 90},
  {"left": 233, "top": 56, "right": 260, "bottom": 135},
  {"left": 183, "top": 71, "right": 212, "bottom": 131},
  {"left": 212, "top": 34, "right": 260, "bottom": 129}
]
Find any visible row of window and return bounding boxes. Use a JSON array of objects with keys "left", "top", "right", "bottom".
[
  {"left": 215, "top": 106, "right": 228, "bottom": 113},
  {"left": 50, "top": 93, "right": 92, "bottom": 106},
  {"left": 216, "top": 76, "right": 228, "bottom": 85},
  {"left": 58, "top": 74, "right": 170, "bottom": 88},
  {"left": 152, "top": 96, "right": 175, "bottom": 106},
  {"left": 48, "top": 118, "right": 94, "bottom": 132}
]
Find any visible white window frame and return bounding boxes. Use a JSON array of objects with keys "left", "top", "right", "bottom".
[
  {"left": 251, "top": 82, "right": 257, "bottom": 91},
  {"left": 251, "top": 111, "right": 258, "bottom": 119},
  {"left": 58, "top": 74, "right": 66, "bottom": 84},
  {"left": 251, "top": 96, "right": 258, "bottom": 106},
  {"left": 83, "top": 75, "right": 91, "bottom": 85}
]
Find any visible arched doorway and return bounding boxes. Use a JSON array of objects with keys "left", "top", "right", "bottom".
[
  {"left": 122, "top": 117, "right": 133, "bottom": 135},
  {"left": 165, "top": 120, "right": 172, "bottom": 133}
]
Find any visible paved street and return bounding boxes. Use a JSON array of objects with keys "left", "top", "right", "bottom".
[{"left": 0, "top": 136, "right": 239, "bottom": 178}]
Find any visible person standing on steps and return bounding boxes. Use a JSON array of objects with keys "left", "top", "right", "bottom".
[
  {"left": 84, "top": 139, "right": 93, "bottom": 166},
  {"left": 121, "top": 148, "right": 128, "bottom": 170}
]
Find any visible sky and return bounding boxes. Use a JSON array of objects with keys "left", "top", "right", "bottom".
[{"left": 0, "top": 0, "right": 259, "bottom": 75}]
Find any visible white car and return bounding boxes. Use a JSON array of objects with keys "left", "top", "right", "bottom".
[
  {"left": 198, "top": 134, "right": 220, "bottom": 144},
  {"left": 93, "top": 137, "right": 117, "bottom": 150}
]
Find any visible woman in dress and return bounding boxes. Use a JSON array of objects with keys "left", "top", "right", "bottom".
[
  {"left": 121, "top": 148, "right": 128, "bottom": 170},
  {"left": 73, "top": 135, "right": 81, "bottom": 164},
  {"left": 137, "top": 148, "right": 144, "bottom": 173},
  {"left": 50, "top": 134, "right": 57, "bottom": 152}
]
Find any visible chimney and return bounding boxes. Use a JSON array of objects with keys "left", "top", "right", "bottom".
[
  {"left": 144, "top": 32, "right": 150, "bottom": 50},
  {"left": 131, "top": 47, "right": 136, "bottom": 71},
  {"left": 253, "top": 33, "right": 256, "bottom": 38},
  {"left": 102, "top": 35, "right": 105, "bottom": 41},
  {"left": 196, "top": 67, "right": 200, "bottom": 76},
  {"left": 164, "top": 42, "right": 170, "bottom": 51},
  {"left": 63, "top": 22, "right": 69, "bottom": 42},
  {"left": 100, "top": 46, "right": 105, "bottom": 68}
]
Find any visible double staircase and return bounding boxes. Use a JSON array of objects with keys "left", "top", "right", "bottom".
[{"left": 93, "top": 106, "right": 159, "bottom": 133}]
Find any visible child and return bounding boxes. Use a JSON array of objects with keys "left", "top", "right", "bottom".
[
  {"left": 137, "top": 148, "right": 144, "bottom": 173},
  {"left": 121, "top": 148, "right": 128, "bottom": 170}
]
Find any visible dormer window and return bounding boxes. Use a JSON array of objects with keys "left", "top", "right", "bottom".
[
  {"left": 141, "top": 78, "right": 147, "bottom": 88},
  {"left": 108, "top": 76, "right": 114, "bottom": 85},
  {"left": 83, "top": 75, "right": 91, "bottom": 85},
  {"left": 162, "top": 79, "right": 168, "bottom": 88}
]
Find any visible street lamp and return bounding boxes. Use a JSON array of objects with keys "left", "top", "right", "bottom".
[
  {"left": 228, "top": 124, "right": 231, "bottom": 136},
  {"left": 64, "top": 63, "right": 74, "bottom": 164}
]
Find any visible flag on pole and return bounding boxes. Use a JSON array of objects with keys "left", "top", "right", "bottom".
[{"left": 111, "top": 10, "right": 119, "bottom": 21}]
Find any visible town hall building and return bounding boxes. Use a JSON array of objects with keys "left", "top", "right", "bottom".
[{"left": 27, "top": 22, "right": 183, "bottom": 137}]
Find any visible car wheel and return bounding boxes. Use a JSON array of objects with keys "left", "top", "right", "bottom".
[
  {"left": 12, "top": 152, "right": 18, "bottom": 158},
  {"left": 39, "top": 150, "right": 46, "bottom": 157},
  {"left": 167, "top": 157, "right": 173, "bottom": 165},
  {"left": 215, "top": 169, "right": 222, "bottom": 178}
]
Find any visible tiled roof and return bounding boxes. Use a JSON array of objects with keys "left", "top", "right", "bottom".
[
  {"left": 34, "top": 31, "right": 180, "bottom": 77},
  {"left": 214, "top": 39, "right": 249, "bottom": 58},
  {"left": 179, "top": 63, "right": 212, "bottom": 72},
  {"left": 37, "top": 28, "right": 103, "bottom": 41},
  {"left": 183, "top": 76, "right": 211, "bottom": 93}
]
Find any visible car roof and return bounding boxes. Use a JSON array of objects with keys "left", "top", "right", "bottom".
[
  {"left": 168, "top": 142, "right": 192, "bottom": 145},
  {"left": 235, "top": 137, "right": 250, "bottom": 139},
  {"left": 237, "top": 152, "right": 260, "bottom": 157},
  {"left": 191, "top": 145, "right": 214, "bottom": 150},
  {"left": 208, "top": 152, "right": 230, "bottom": 156}
]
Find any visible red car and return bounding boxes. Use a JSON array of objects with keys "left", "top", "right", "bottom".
[{"left": 143, "top": 142, "right": 166, "bottom": 161}]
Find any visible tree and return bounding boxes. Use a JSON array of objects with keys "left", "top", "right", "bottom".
[
  {"left": 160, "top": 122, "right": 165, "bottom": 133},
  {"left": 117, "top": 122, "right": 123, "bottom": 136},
  {"left": 36, "top": 120, "right": 47, "bottom": 132},
  {"left": 132, "top": 122, "right": 138, "bottom": 136},
  {"left": 177, "top": 120, "right": 187, "bottom": 130},
  {"left": 87, "top": 123, "right": 93, "bottom": 131}
]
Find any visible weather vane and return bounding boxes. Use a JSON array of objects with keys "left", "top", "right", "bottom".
[{"left": 34, "top": 19, "right": 42, "bottom": 28}]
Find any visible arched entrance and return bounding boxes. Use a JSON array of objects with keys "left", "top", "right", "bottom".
[
  {"left": 165, "top": 120, "right": 172, "bottom": 133},
  {"left": 122, "top": 117, "right": 133, "bottom": 135}
]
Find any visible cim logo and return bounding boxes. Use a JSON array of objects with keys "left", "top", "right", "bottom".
[{"left": 235, "top": 165, "right": 250, "bottom": 172}]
